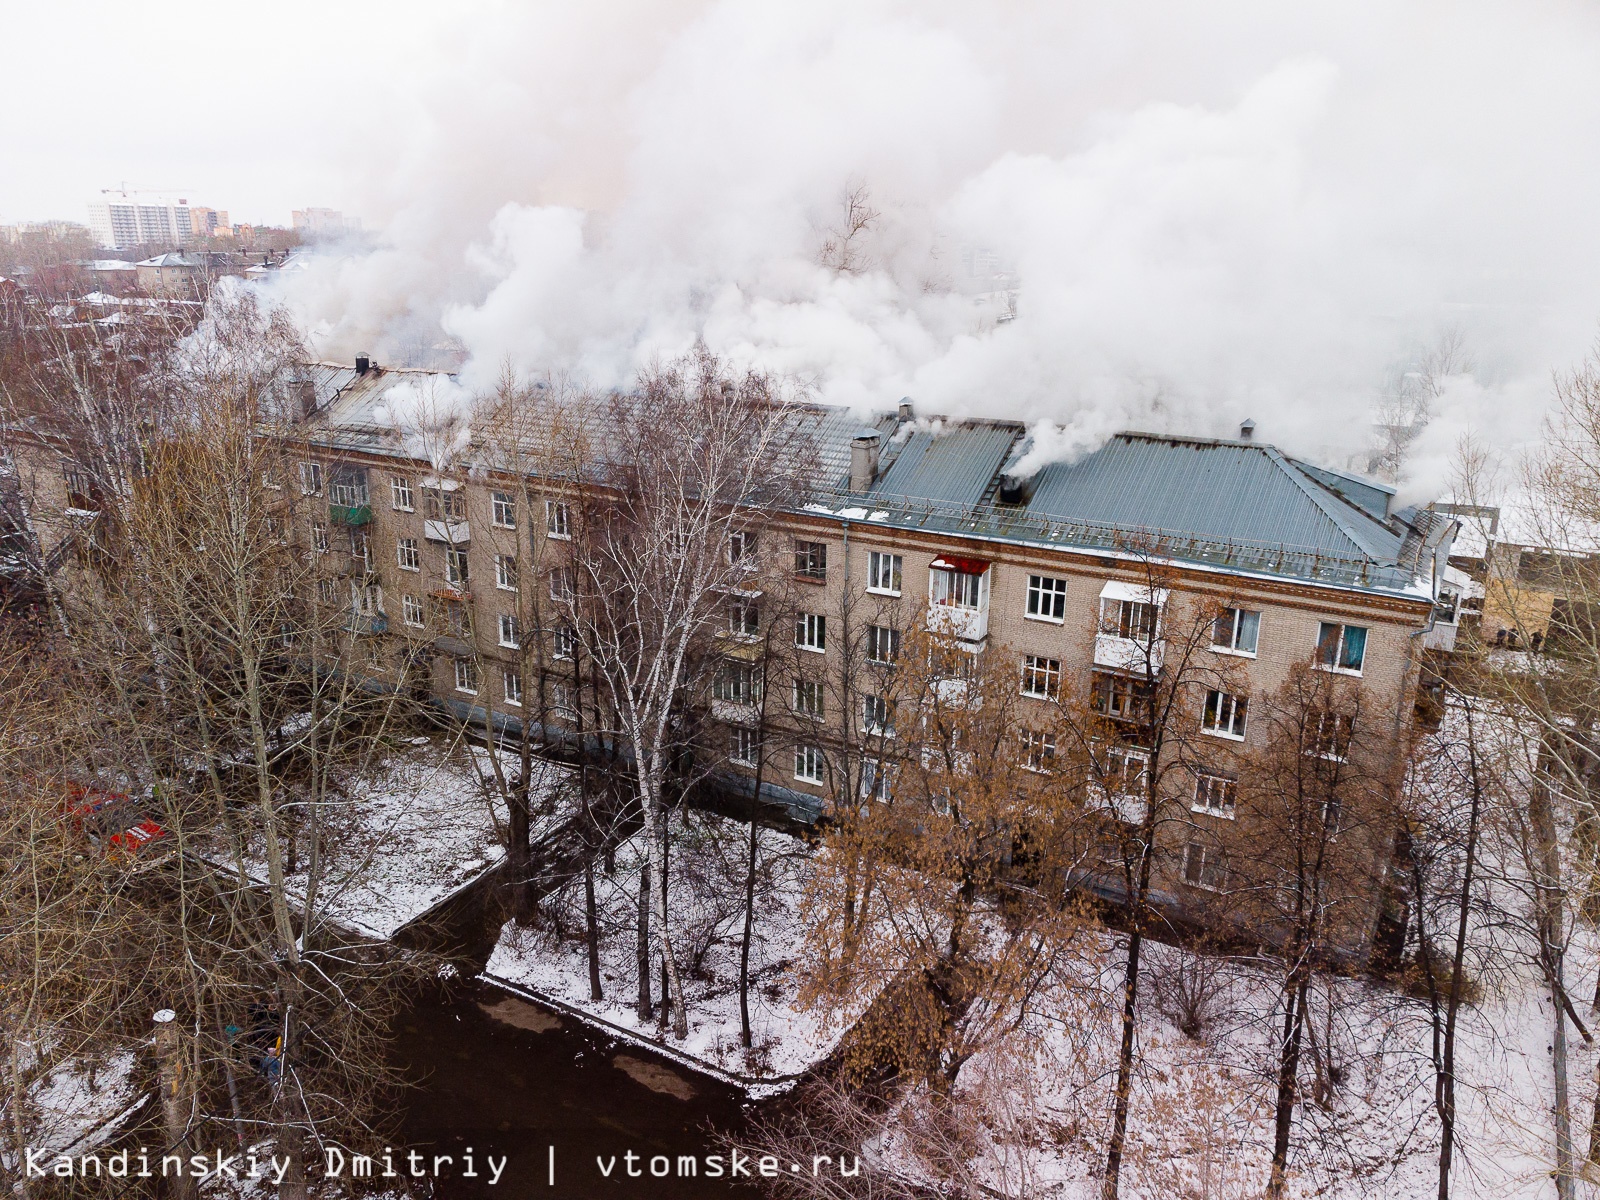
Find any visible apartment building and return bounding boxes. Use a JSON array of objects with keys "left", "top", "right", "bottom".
[{"left": 9, "top": 358, "right": 1456, "bottom": 950}]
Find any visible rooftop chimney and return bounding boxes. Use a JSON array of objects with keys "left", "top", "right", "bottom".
[
  {"left": 355, "top": 353, "right": 370, "bottom": 375},
  {"left": 295, "top": 378, "right": 317, "bottom": 421},
  {"left": 849, "top": 430, "right": 881, "bottom": 493},
  {"left": 898, "top": 398, "right": 914, "bottom": 423},
  {"left": 1239, "top": 418, "right": 1256, "bottom": 442}
]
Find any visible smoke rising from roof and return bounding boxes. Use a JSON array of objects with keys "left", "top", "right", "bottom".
[{"left": 265, "top": 1, "right": 1600, "bottom": 500}]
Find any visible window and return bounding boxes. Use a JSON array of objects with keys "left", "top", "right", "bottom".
[
  {"left": 730, "top": 726, "right": 758, "bottom": 767},
  {"left": 1020, "top": 655, "right": 1061, "bottom": 700},
  {"left": 792, "top": 677, "right": 824, "bottom": 719},
  {"left": 726, "top": 596, "right": 759, "bottom": 638},
  {"left": 1026, "top": 574, "right": 1068, "bottom": 623},
  {"left": 348, "top": 529, "right": 372, "bottom": 568},
  {"left": 545, "top": 500, "right": 571, "bottom": 540},
  {"left": 796, "top": 612, "right": 826, "bottom": 653},
  {"left": 261, "top": 468, "right": 282, "bottom": 491},
  {"left": 1102, "top": 597, "right": 1158, "bottom": 640},
  {"left": 866, "top": 625, "right": 901, "bottom": 665},
  {"left": 1092, "top": 672, "right": 1149, "bottom": 722},
  {"left": 1100, "top": 744, "right": 1149, "bottom": 795},
  {"left": 1021, "top": 729, "right": 1056, "bottom": 773},
  {"left": 863, "top": 694, "right": 894, "bottom": 737},
  {"left": 329, "top": 476, "right": 368, "bottom": 507},
  {"left": 423, "top": 486, "right": 465, "bottom": 522},
  {"left": 492, "top": 491, "right": 516, "bottom": 529},
  {"left": 318, "top": 578, "right": 338, "bottom": 604},
  {"left": 402, "top": 594, "right": 424, "bottom": 628},
  {"left": 396, "top": 538, "right": 420, "bottom": 571},
  {"left": 351, "top": 582, "right": 382, "bottom": 616},
  {"left": 861, "top": 759, "right": 893, "bottom": 801},
  {"left": 795, "top": 539, "right": 828, "bottom": 581},
  {"left": 503, "top": 668, "right": 523, "bottom": 706},
  {"left": 1183, "top": 842, "right": 1228, "bottom": 891},
  {"left": 1316, "top": 622, "right": 1367, "bottom": 674},
  {"left": 299, "top": 462, "right": 322, "bottom": 495},
  {"left": 1306, "top": 710, "right": 1354, "bottom": 760},
  {"left": 266, "top": 516, "right": 285, "bottom": 543},
  {"left": 445, "top": 546, "right": 469, "bottom": 588},
  {"left": 390, "top": 475, "right": 414, "bottom": 511},
  {"left": 714, "top": 661, "right": 757, "bottom": 704},
  {"left": 1202, "top": 690, "right": 1249, "bottom": 739},
  {"left": 311, "top": 523, "right": 328, "bottom": 554},
  {"left": 549, "top": 567, "right": 576, "bottom": 603},
  {"left": 795, "top": 744, "right": 825, "bottom": 784},
  {"left": 552, "top": 625, "right": 576, "bottom": 660},
  {"left": 1212, "top": 607, "right": 1260, "bottom": 655},
  {"left": 552, "top": 681, "right": 578, "bottom": 720},
  {"left": 931, "top": 568, "right": 983, "bottom": 609},
  {"left": 729, "top": 530, "right": 757, "bottom": 565},
  {"left": 1193, "top": 773, "right": 1237, "bottom": 818},
  {"left": 454, "top": 658, "right": 478, "bottom": 694},
  {"left": 496, "top": 555, "right": 518, "bottom": 592},
  {"left": 498, "top": 613, "right": 520, "bottom": 648},
  {"left": 867, "top": 551, "right": 902, "bottom": 596}
]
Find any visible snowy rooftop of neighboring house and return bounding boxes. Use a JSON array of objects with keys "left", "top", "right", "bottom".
[
  {"left": 84, "top": 260, "right": 136, "bottom": 272},
  {"left": 134, "top": 252, "right": 201, "bottom": 268},
  {"left": 287, "top": 362, "right": 1448, "bottom": 599}
]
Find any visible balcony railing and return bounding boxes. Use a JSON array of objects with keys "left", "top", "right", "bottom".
[
  {"left": 424, "top": 519, "right": 471, "bottom": 544},
  {"left": 344, "top": 612, "right": 388, "bottom": 636},
  {"left": 926, "top": 603, "right": 988, "bottom": 643},
  {"left": 1093, "top": 633, "right": 1164, "bottom": 674},
  {"left": 329, "top": 502, "right": 373, "bottom": 526}
]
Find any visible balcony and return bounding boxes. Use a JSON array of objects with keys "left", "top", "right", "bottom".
[
  {"left": 424, "top": 519, "right": 471, "bottom": 544},
  {"left": 344, "top": 612, "right": 389, "bottom": 636},
  {"left": 1093, "top": 633, "right": 1164, "bottom": 674},
  {"left": 926, "top": 603, "right": 988, "bottom": 644},
  {"left": 329, "top": 502, "right": 372, "bottom": 526}
]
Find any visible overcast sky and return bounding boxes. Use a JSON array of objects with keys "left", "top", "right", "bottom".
[{"left": 9, "top": 1, "right": 1600, "bottom": 493}]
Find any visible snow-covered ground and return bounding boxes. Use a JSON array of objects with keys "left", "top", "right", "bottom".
[
  {"left": 484, "top": 819, "right": 865, "bottom": 1092},
  {"left": 5, "top": 1050, "right": 144, "bottom": 1168},
  {"left": 215, "top": 733, "right": 570, "bottom": 941}
]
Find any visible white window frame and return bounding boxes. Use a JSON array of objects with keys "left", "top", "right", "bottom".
[
  {"left": 1020, "top": 655, "right": 1061, "bottom": 700},
  {"left": 796, "top": 612, "right": 826, "bottom": 653},
  {"left": 496, "top": 555, "right": 518, "bottom": 592},
  {"left": 445, "top": 546, "right": 469, "bottom": 588},
  {"left": 1183, "top": 842, "right": 1228, "bottom": 891},
  {"left": 552, "top": 681, "right": 578, "bottom": 720},
  {"left": 396, "top": 537, "right": 420, "bottom": 572},
  {"left": 866, "top": 625, "right": 901, "bottom": 665},
  {"left": 1202, "top": 690, "right": 1249, "bottom": 740},
  {"left": 299, "top": 462, "right": 322, "bottom": 496},
  {"left": 729, "top": 530, "right": 757, "bottom": 566},
  {"left": 930, "top": 567, "right": 984, "bottom": 610},
  {"left": 401, "top": 594, "right": 425, "bottom": 628},
  {"left": 311, "top": 522, "right": 328, "bottom": 554},
  {"left": 729, "top": 725, "right": 758, "bottom": 767},
  {"left": 552, "top": 624, "right": 576, "bottom": 660},
  {"left": 1212, "top": 606, "right": 1260, "bottom": 656},
  {"left": 390, "top": 475, "right": 414, "bottom": 511},
  {"left": 714, "top": 661, "right": 756, "bottom": 704},
  {"left": 1021, "top": 728, "right": 1057, "bottom": 773},
  {"left": 861, "top": 758, "right": 893, "bottom": 802},
  {"left": 498, "top": 613, "right": 520, "bottom": 649},
  {"left": 453, "top": 658, "right": 478, "bottom": 695},
  {"left": 867, "top": 551, "right": 903, "bottom": 596},
  {"left": 1306, "top": 710, "right": 1353, "bottom": 761},
  {"left": 491, "top": 490, "right": 517, "bottom": 529},
  {"left": 1025, "top": 574, "right": 1068, "bottom": 623},
  {"left": 545, "top": 500, "right": 571, "bottom": 540},
  {"left": 503, "top": 668, "right": 523, "bottom": 707},
  {"left": 549, "top": 567, "right": 575, "bottom": 603},
  {"left": 794, "top": 744, "right": 825, "bottom": 784},
  {"left": 1193, "top": 772, "right": 1237, "bottom": 819},
  {"left": 862, "top": 694, "right": 895, "bottom": 738},
  {"left": 794, "top": 539, "right": 828, "bottom": 581},
  {"left": 726, "top": 596, "right": 759, "bottom": 639},
  {"left": 792, "top": 677, "right": 824, "bottom": 719},
  {"left": 1315, "top": 621, "right": 1367, "bottom": 676}
]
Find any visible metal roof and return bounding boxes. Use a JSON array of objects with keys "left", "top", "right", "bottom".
[
  {"left": 870, "top": 422, "right": 1023, "bottom": 507},
  {"left": 1022, "top": 433, "right": 1404, "bottom": 566}
]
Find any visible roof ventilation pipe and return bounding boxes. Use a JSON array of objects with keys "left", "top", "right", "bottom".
[
  {"left": 849, "top": 430, "right": 881, "bottom": 493},
  {"left": 294, "top": 378, "right": 317, "bottom": 421},
  {"left": 355, "top": 353, "right": 370, "bottom": 375},
  {"left": 898, "top": 398, "right": 914, "bottom": 423},
  {"left": 1239, "top": 418, "right": 1256, "bottom": 442}
]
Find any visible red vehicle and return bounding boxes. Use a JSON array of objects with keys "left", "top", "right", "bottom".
[{"left": 65, "top": 785, "right": 169, "bottom": 861}]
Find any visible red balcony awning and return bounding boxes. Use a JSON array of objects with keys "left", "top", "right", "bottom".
[{"left": 930, "top": 555, "right": 990, "bottom": 576}]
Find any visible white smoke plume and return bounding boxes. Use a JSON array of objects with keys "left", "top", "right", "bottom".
[{"left": 266, "top": 0, "right": 1600, "bottom": 499}]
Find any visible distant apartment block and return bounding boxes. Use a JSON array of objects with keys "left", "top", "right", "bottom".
[
  {"left": 292, "top": 207, "right": 357, "bottom": 239},
  {"left": 86, "top": 192, "right": 229, "bottom": 250}
]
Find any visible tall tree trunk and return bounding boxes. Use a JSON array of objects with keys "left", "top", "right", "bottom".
[
  {"left": 1267, "top": 973, "right": 1310, "bottom": 1199},
  {"left": 507, "top": 774, "right": 532, "bottom": 925},
  {"left": 154, "top": 1011, "right": 197, "bottom": 1200},
  {"left": 1102, "top": 928, "right": 1142, "bottom": 1200},
  {"left": 1531, "top": 773, "right": 1577, "bottom": 1200},
  {"left": 636, "top": 853, "right": 652, "bottom": 1021},
  {"left": 641, "top": 777, "right": 689, "bottom": 1038},
  {"left": 584, "top": 858, "right": 603, "bottom": 1001},
  {"left": 739, "top": 768, "right": 766, "bottom": 1049}
]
